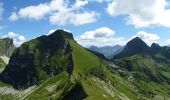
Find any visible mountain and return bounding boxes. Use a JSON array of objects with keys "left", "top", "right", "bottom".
[
  {"left": 113, "top": 37, "right": 170, "bottom": 99},
  {"left": 0, "top": 31, "right": 170, "bottom": 100},
  {"left": 149, "top": 43, "right": 161, "bottom": 55},
  {"left": 0, "top": 38, "right": 15, "bottom": 69},
  {"left": 114, "top": 37, "right": 150, "bottom": 59},
  {"left": 0, "top": 30, "right": 116, "bottom": 99},
  {"left": 89, "top": 45, "right": 123, "bottom": 59},
  {"left": 0, "top": 38, "right": 15, "bottom": 58},
  {"left": 1, "top": 30, "right": 75, "bottom": 88},
  {"left": 86, "top": 49, "right": 108, "bottom": 60},
  {"left": 114, "top": 37, "right": 170, "bottom": 60}
]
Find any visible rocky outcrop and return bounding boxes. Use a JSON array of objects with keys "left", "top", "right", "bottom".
[
  {"left": 0, "top": 38, "right": 15, "bottom": 57},
  {"left": 0, "top": 30, "right": 75, "bottom": 89}
]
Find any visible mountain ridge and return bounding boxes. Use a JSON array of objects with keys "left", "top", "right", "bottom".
[
  {"left": 113, "top": 37, "right": 150, "bottom": 59},
  {"left": 0, "top": 30, "right": 170, "bottom": 100},
  {"left": 0, "top": 30, "right": 75, "bottom": 89}
]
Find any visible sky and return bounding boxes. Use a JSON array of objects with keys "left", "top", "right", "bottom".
[{"left": 1, "top": 0, "right": 170, "bottom": 47}]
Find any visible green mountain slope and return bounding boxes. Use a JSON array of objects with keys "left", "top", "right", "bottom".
[
  {"left": 0, "top": 31, "right": 170, "bottom": 100},
  {"left": 113, "top": 54, "right": 170, "bottom": 99},
  {"left": 0, "top": 59, "right": 5, "bottom": 69},
  {"left": 0, "top": 30, "right": 115, "bottom": 100},
  {"left": 113, "top": 37, "right": 170, "bottom": 99}
]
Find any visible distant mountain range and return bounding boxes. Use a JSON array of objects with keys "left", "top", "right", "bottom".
[
  {"left": 0, "top": 30, "right": 170, "bottom": 100},
  {"left": 113, "top": 37, "right": 170, "bottom": 88},
  {"left": 114, "top": 37, "right": 170, "bottom": 59},
  {"left": 89, "top": 45, "right": 123, "bottom": 59}
]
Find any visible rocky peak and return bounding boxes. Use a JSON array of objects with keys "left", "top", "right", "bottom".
[
  {"left": 114, "top": 37, "right": 149, "bottom": 58},
  {"left": 0, "top": 38, "right": 15, "bottom": 57},
  {"left": 150, "top": 43, "right": 161, "bottom": 55},
  {"left": 49, "top": 29, "right": 74, "bottom": 40}
]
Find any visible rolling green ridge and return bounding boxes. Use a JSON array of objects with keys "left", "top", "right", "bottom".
[{"left": 0, "top": 30, "right": 170, "bottom": 100}]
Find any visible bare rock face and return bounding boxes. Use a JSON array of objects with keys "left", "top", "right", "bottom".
[
  {"left": 0, "top": 38, "right": 15, "bottom": 68},
  {"left": 0, "top": 38, "right": 15, "bottom": 57},
  {"left": 0, "top": 30, "right": 74, "bottom": 89}
]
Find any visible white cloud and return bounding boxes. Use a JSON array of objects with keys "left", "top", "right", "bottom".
[
  {"left": 9, "top": 12, "right": 19, "bottom": 21},
  {"left": 80, "top": 27, "right": 115, "bottom": 39},
  {"left": 18, "top": 3, "right": 51, "bottom": 20},
  {"left": 77, "top": 28, "right": 160, "bottom": 47},
  {"left": 0, "top": 2, "right": 3, "bottom": 20},
  {"left": 77, "top": 27, "right": 126, "bottom": 47},
  {"left": 2, "top": 32, "right": 19, "bottom": 38},
  {"left": 70, "top": 12, "right": 98, "bottom": 25},
  {"left": 132, "top": 31, "right": 160, "bottom": 45},
  {"left": 74, "top": 0, "right": 88, "bottom": 9},
  {"left": 2, "top": 32, "right": 26, "bottom": 47},
  {"left": 47, "top": 29, "right": 56, "bottom": 35},
  {"left": 9, "top": 0, "right": 99, "bottom": 25},
  {"left": 162, "top": 39, "right": 170, "bottom": 46},
  {"left": 50, "top": 11, "right": 98, "bottom": 25},
  {"left": 47, "top": 28, "right": 71, "bottom": 35},
  {"left": 89, "top": 0, "right": 109, "bottom": 3},
  {"left": 14, "top": 36, "right": 26, "bottom": 47},
  {"left": 106, "top": 0, "right": 170, "bottom": 28}
]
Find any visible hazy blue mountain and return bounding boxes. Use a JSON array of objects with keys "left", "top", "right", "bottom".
[{"left": 89, "top": 45, "right": 123, "bottom": 59}]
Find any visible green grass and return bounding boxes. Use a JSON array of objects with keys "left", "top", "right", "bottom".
[
  {"left": 0, "top": 58, "right": 5, "bottom": 68},
  {"left": 0, "top": 81, "right": 12, "bottom": 87},
  {"left": 25, "top": 72, "right": 70, "bottom": 100},
  {"left": 0, "top": 94, "right": 19, "bottom": 100},
  {"left": 69, "top": 40, "right": 100, "bottom": 76}
]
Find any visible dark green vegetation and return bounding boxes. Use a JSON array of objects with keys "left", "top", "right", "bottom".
[
  {"left": 0, "top": 30, "right": 170, "bottom": 100},
  {"left": 1, "top": 30, "right": 74, "bottom": 89},
  {"left": 0, "top": 59, "right": 5, "bottom": 69},
  {"left": 113, "top": 37, "right": 170, "bottom": 99}
]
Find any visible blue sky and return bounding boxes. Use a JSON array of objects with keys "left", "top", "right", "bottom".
[{"left": 1, "top": 0, "right": 170, "bottom": 47}]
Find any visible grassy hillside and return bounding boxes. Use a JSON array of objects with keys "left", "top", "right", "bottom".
[
  {"left": 24, "top": 39, "right": 114, "bottom": 100},
  {"left": 113, "top": 54, "right": 170, "bottom": 99},
  {"left": 0, "top": 30, "right": 170, "bottom": 100}
]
